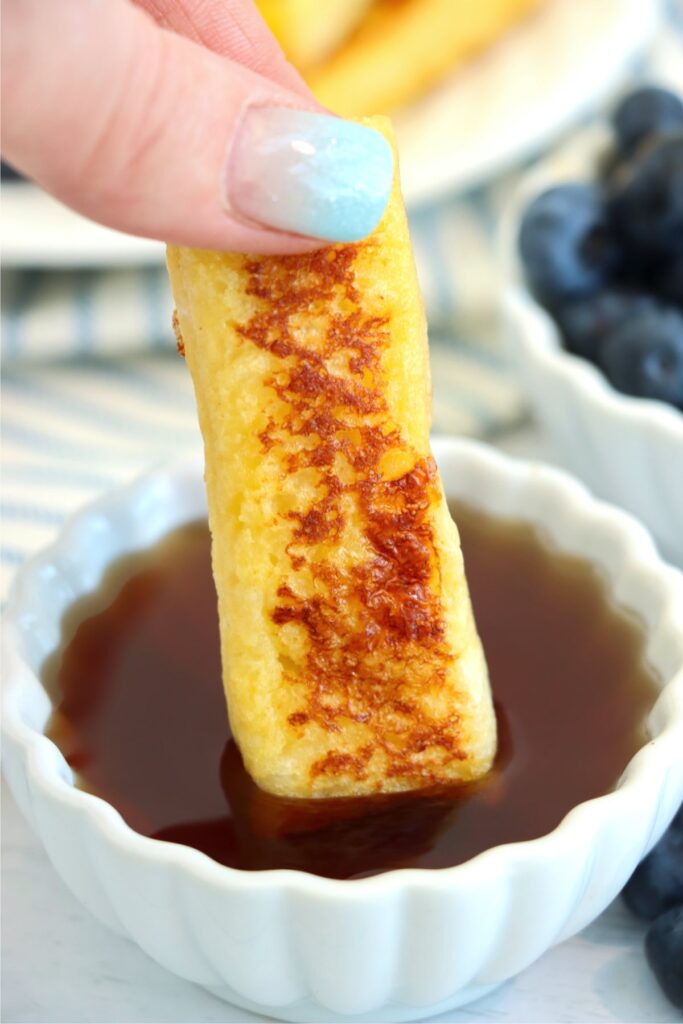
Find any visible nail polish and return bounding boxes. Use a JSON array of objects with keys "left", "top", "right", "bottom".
[{"left": 226, "top": 108, "right": 394, "bottom": 243}]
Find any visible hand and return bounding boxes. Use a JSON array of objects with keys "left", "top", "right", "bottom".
[{"left": 1, "top": 0, "right": 393, "bottom": 253}]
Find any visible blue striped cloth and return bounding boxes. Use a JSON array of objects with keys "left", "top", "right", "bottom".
[
  {"left": 1, "top": 318, "right": 523, "bottom": 596},
  {"left": 1, "top": 199, "right": 532, "bottom": 596},
  {"left": 2, "top": 12, "right": 681, "bottom": 595}
]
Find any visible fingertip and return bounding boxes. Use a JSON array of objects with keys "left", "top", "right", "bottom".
[{"left": 226, "top": 108, "right": 394, "bottom": 244}]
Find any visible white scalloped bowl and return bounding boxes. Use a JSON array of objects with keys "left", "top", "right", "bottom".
[
  {"left": 501, "top": 127, "right": 683, "bottom": 565},
  {"left": 3, "top": 440, "right": 683, "bottom": 1023}
]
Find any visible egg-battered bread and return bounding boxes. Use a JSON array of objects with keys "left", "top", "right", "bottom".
[
  {"left": 310, "top": 0, "right": 540, "bottom": 115},
  {"left": 167, "top": 118, "right": 496, "bottom": 798},
  {"left": 256, "top": 0, "right": 373, "bottom": 73},
  {"left": 257, "top": 0, "right": 540, "bottom": 116}
]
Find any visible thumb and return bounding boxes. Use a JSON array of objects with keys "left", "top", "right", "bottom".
[{"left": 1, "top": 0, "right": 393, "bottom": 253}]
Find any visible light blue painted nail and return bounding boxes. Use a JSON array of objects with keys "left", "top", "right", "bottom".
[{"left": 227, "top": 108, "right": 394, "bottom": 243}]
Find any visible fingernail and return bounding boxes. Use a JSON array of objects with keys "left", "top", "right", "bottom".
[{"left": 226, "top": 108, "right": 394, "bottom": 242}]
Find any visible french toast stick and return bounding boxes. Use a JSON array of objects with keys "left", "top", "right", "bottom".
[
  {"left": 167, "top": 118, "right": 496, "bottom": 797},
  {"left": 256, "top": 0, "right": 373, "bottom": 72},
  {"left": 309, "top": 0, "right": 540, "bottom": 116}
]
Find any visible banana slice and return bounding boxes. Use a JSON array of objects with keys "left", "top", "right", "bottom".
[{"left": 167, "top": 117, "right": 496, "bottom": 798}]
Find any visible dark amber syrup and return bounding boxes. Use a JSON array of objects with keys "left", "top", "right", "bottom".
[{"left": 43, "top": 504, "right": 659, "bottom": 880}]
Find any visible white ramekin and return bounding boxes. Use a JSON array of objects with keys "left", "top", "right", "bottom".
[
  {"left": 500, "top": 127, "right": 683, "bottom": 565},
  {"left": 3, "top": 439, "right": 683, "bottom": 1023}
]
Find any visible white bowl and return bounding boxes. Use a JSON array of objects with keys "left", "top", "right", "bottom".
[
  {"left": 501, "top": 127, "right": 683, "bottom": 565},
  {"left": 3, "top": 439, "right": 683, "bottom": 1023}
]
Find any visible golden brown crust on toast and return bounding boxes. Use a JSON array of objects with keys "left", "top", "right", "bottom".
[{"left": 167, "top": 117, "right": 496, "bottom": 797}]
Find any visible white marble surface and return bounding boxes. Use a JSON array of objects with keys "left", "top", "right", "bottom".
[{"left": 3, "top": 427, "right": 681, "bottom": 1024}]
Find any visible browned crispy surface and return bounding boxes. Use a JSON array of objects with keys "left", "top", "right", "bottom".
[
  {"left": 172, "top": 310, "right": 185, "bottom": 357},
  {"left": 237, "top": 248, "right": 460, "bottom": 784}
]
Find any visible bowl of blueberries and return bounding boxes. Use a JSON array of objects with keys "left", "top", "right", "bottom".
[
  {"left": 503, "top": 84, "right": 683, "bottom": 563},
  {"left": 622, "top": 804, "right": 683, "bottom": 1011}
]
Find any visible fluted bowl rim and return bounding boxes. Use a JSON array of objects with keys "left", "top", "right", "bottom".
[{"left": 3, "top": 437, "right": 683, "bottom": 901}]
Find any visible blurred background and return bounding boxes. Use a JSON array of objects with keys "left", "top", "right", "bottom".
[{"left": 1, "top": 0, "right": 681, "bottom": 594}]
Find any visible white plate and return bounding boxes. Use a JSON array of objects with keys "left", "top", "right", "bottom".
[
  {"left": 0, "top": 0, "right": 658, "bottom": 269},
  {"left": 397, "top": 0, "right": 659, "bottom": 202},
  {"left": 0, "top": 184, "right": 166, "bottom": 268}
]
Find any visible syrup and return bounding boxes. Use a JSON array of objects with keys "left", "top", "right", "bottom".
[{"left": 43, "top": 504, "right": 659, "bottom": 879}]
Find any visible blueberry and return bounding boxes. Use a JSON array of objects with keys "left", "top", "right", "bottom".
[
  {"left": 611, "top": 136, "right": 683, "bottom": 257},
  {"left": 623, "top": 805, "right": 683, "bottom": 919},
  {"left": 554, "top": 289, "right": 655, "bottom": 362},
  {"left": 519, "top": 185, "right": 620, "bottom": 304},
  {"left": 600, "top": 306, "right": 683, "bottom": 408},
  {"left": 613, "top": 86, "right": 683, "bottom": 155},
  {"left": 658, "top": 254, "right": 683, "bottom": 308},
  {"left": 645, "top": 905, "right": 683, "bottom": 1009}
]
